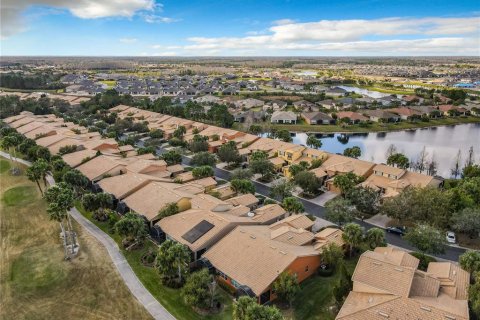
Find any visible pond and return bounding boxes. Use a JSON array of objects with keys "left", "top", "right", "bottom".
[
  {"left": 290, "top": 123, "right": 480, "bottom": 178},
  {"left": 337, "top": 85, "right": 398, "bottom": 99}
]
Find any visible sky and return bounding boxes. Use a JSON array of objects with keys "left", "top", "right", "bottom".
[{"left": 1, "top": 0, "right": 479, "bottom": 56}]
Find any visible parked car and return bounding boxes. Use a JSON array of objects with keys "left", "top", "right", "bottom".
[
  {"left": 446, "top": 231, "right": 456, "bottom": 244},
  {"left": 386, "top": 226, "right": 407, "bottom": 236}
]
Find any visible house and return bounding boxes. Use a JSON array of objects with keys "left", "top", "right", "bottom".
[
  {"left": 386, "top": 107, "right": 423, "bottom": 120},
  {"left": 335, "top": 111, "right": 369, "bottom": 124},
  {"left": 363, "top": 110, "right": 401, "bottom": 123},
  {"left": 270, "top": 111, "right": 297, "bottom": 124},
  {"left": 268, "top": 100, "right": 288, "bottom": 110},
  {"left": 360, "top": 164, "right": 442, "bottom": 198},
  {"left": 76, "top": 155, "right": 127, "bottom": 182},
  {"left": 120, "top": 181, "right": 194, "bottom": 223},
  {"left": 233, "top": 98, "right": 264, "bottom": 109},
  {"left": 317, "top": 99, "right": 336, "bottom": 110},
  {"left": 62, "top": 149, "right": 98, "bottom": 168},
  {"left": 293, "top": 100, "right": 316, "bottom": 111},
  {"left": 157, "top": 204, "right": 286, "bottom": 262},
  {"left": 225, "top": 193, "right": 259, "bottom": 209},
  {"left": 302, "top": 112, "right": 335, "bottom": 125},
  {"left": 409, "top": 106, "right": 441, "bottom": 118},
  {"left": 336, "top": 247, "right": 470, "bottom": 320},
  {"left": 203, "top": 224, "right": 343, "bottom": 304},
  {"left": 325, "top": 87, "right": 347, "bottom": 97}
]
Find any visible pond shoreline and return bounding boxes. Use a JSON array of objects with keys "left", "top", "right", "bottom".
[{"left": 269, "top": 117, "right": 480, "bottom": 135}]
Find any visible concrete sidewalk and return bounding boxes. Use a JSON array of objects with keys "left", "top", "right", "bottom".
[{"left": 1, "top": 151, "right": 176, "bottom": 320}]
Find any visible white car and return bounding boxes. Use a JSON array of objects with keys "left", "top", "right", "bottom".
[{"left": 446, "top": 231, "right": 456, "bottom": 244}]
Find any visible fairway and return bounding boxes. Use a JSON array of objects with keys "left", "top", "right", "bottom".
[{"left": 0, "top": 160, "right": 152, "bottom": 320}]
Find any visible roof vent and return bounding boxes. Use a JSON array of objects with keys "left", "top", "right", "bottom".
[
  {"left": 445, "top": 315, "right": 456, "bottom": 320},
  {"left": 378, "top": 311, "right": 389, "bottom": 318},
  {"left": 247, "top": 212, "right": 255, "bottom": 217},
  {"left": 373, "top": 261, "right": 382, "bottom": 266},
  {"left": 394, "top": 267, "right": 404, "bottom": 272},
  {"left": 279, "top": 251, "right": 287, "bottom": 255},
  {"left": 420, "top": 306, "right": 431, "bottom": 312},
  {"left": 250, "top": 235, "right": 256, "bottom": 239}
]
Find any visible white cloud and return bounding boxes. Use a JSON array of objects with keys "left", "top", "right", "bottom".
[
  {"left": 272, "top": 18, "right": 296, "bottom": 26},
  {"left": 120, "top": 37, "right": 138, "bottom": 43},
  {"left": 143, "top": 14, "right": 180, "bottom": 23},
  {"left": 181, "top": 16, "right": 480, "bottom": 55},
  {"left": 1, "top": 0, "right": 155, "bottom": 38}
]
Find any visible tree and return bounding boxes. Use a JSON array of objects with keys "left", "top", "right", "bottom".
[
  {"left": 342, "top": 223, "right": 364, "bottom": 257},
  {"left": 293, "top": 171, "right": 321, "bottom": 196},
  {"left": 158, "top": 202, "right": 179, "bottom": 220},
  {"left": 192, "top": 166, "right": 214, "bottom": 179},
  {"left": 309, "top": 158, "right": 324, "bottom": 169},
  {"left": 470, "top": 272, "right": 480, "bottom": 318},
  {"left": 272, "top": 272, "right": 300, "bottom": 307},
  {"left": 325, "top": 198, "right": 355, "bottom": 226},
  {"left": 173, "top": 125, "right": 186, "bottom": 139},
  {"left": 276, "top": 129, "right": 292, "bottom": 142},
  {"left": 156, "top": 240, "right": 191, "bottom": 285},
  {"left": 231, "top": 179, "right": 255, "bottom": 194},
  {"left": 1, "top": 134, "right": 21, "bottom": 170},
  {"left": 182, "top": 269, "right": 215, "bottom": 310},
  {"left": 44, "top": 183, "right": 76, "bottom": 257},
  {"left": 451, "top": 149, "right": 462, "bottom": 178},
  {"left": 463, "top": 164, "right": 480, "bottom": 178},
  {"left": 459, "top": 250, "right": 480, "bottom": 274},
  {"left": 217, "top": 141, "right": 242, "bottom": 167},
  {"left": 404, "top": 224, "right": 445, "bottom": 256},
  {"left": 58, "top": 145, "right": 78, "bottom": 155},
  {"left": 451, "top": 207, "right": 480, "bottom": 239},
  {"left": 288, "top": 164, "right": 307, "bottom": 177},
  {"left": 365, "top": 228, "right": 386, "bottom": 249},
  {"left": 270, "top": 180, "right": 294, "bottom": 201},
  {"left": 248, "top": 124, "right": 262, "bottom": 135},
  {"left": 321, "top": 243, "right": 344, "bottom": 269},
  {"left": 62, "top": 169, "right": 89, "bottom": 195},
  {"left": 282, "top": 197, "right": 304, "bottom": 215},
  {"left": 306, "top": 134, "right": 322, "bottom": 149},
  {"left": 150, "top": 129, "right": 164, "bottom": 139},
  {"left": 333, "top": 263, "right": 353, "bottom": 307},
  {"left": 387, "top": 153, "right": 409, "bottom": 169},
  {"left": 114, "top": 212, "right": 147, "bottom": 249},
  {"left": 81, "top": 192, "right": 112, "bottom": 212},
  {"left": 230, "top": 168, "right": 253, "bottom": 180},
  {"left": 191, "top": 151, "right": 216, "bottom": 167},
  {"left": 249, "top": 158, "right": 275, "bottom": 181},
  {"left": 161, "top": 150, "right": 183, "bottom": 166},
  {"left": 26, "top": 161, "right": 45, "bottom": 195},
  {"left": 333, "top": 172, "right": 362, "bottom": 195},
  {"left": 345, "top": 186, "right": 380, "bottom": 216},
  {"left": 343, "top": 146, "right": 361, "bottom": 159},
  {"left": 233, "top": 296, "right": 283, "bottom": 320},
  {"left": 249, "top": 150, "right": 268, "bottom": 161},
  {"left": 188, "top": 135, "right": 209, "bottom": 153}
]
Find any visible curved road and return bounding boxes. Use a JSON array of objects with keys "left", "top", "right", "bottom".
[{"left": 176, "top": 152, "right": 466, "bottom": 262}]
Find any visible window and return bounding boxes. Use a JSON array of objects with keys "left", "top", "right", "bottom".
[{"left": 305, "top": 266, "right": 309, "bottom": 272}]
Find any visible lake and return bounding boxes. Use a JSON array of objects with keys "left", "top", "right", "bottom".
[
  {"left": 290, "top": 123, "right": 480, "bottom": 178},
  {"left": 337, "top": 85, "right": 398, "bottom": 99}
]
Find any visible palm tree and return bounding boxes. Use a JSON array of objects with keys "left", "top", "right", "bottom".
[
  {"left": 26, "top": 164, "right": 44, "bottom": 195},
  {"left": 1, "top": 134, "right": 20, "bottom": 171},
  {"left": 47, "top": 202, "right": 69, "bottom": 259},
  {"left": 114, "top": 212, "right": 147, "bottom": 249},
  {"left": 282, "top": 197, "right": 305, "bottom": 216},
  {"left": 306, "top": 134, "right": 322, "bottom": 149},
  {"left": 342, "top": 223, "right": 364, "bottom": 258},
  {"left": 365, "top": 227, "right": 386, "bottom": 249}
]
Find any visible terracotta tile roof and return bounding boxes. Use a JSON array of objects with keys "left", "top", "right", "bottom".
[
  {"left": 251, "top": 204, "right": 286, "bottom": 224},
  {"left": 270, "top": 214, "right": 314, "bottom": 230},
  {"left": 123, "top": 182, "right": 194, "bottom": 221},
  {"left": 76, "top": 155, "right": 126, "bottom": 181},
  {"left": 204, "top": 224, "right": 322, "bottom": 296},
  {"left": 226, "top": 193, "right": 259, "bottom": 207},
  {"left": 62, "top": 149, "right": 98, "bottom": 168}
]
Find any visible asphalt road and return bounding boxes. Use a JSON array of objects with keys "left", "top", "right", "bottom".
[{"left": 175, "top": 152, "right": 466, "bottom": 262}]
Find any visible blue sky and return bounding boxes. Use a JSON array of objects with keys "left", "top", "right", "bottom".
[{"left": 1, "top": 0, "right": 479, "bottom": 56}]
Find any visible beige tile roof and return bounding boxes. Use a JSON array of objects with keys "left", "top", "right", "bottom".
[
  {"left": 270, "top": 226, "right": 315, "bottom": 246},
  {"left": 176, "top": 171, "right": 195, "bottom": 183},
  {"left": 76, "top": 155, "right": 126, "bottom": 181},
  {"left": 157, "top": 208, "right": 259, "bottom": 252},
  {"left": 373, "top": 164, "right": 406, "bottom": 177},
  {"left": 336, "top": 247, "right": 470, "bottom": 320},
  {"left": 97, "top": 173, "right": 169, "bottom": 200},
  {"left": 125, "top": 159, "right": 167, "bottom": 174},
  {"left": 321, "top": 154, "right": 375, "bottom": 177},
  {"left": 190, "top": 194, "right": 229, "bottom": 210},
  {"left": 270, "top": 214, "right": 314, "bottom": 230},
  {"left": 252, "top": 204, "right": 286, "bottom": 224},
  {"left": 9, "top": 117, "right": 36, "bottom": 128},
  {"left": 123, "top": 181, "right": 194, "bottom": 221},
  {"left": 314, "top": 228, "right": 345, "bottom": 250},
  {"left": 166, "top": 164, "right": 184, "bottom": 174},
  {"left": 226, "top": 193, "right": 259, "bottom": 207},
  {"left": 16, "top": 121, "right": 47, "bottom": 134},
  {"left": 204, "top": 224, "right": 321, "bottom": 295},
  {"left": 62, "top": 149, "right": 98, "bottom": 168}
]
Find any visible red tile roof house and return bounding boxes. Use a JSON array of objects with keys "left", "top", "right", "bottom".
[
  {"left": 335, "top": 111, "right": 369, "bottom": 124},
  {"left": 386, "top": 107, "right": 423, "bottom": 121}
]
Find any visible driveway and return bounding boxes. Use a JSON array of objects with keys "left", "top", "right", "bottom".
[{"left": 307, "top": 191, "right": 338, "bottom": 206}]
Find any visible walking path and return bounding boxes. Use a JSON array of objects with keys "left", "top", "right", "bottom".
[{"left": 0, "top": 151, "right": 176, "bottom": 320}]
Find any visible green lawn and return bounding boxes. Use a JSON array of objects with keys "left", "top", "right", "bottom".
[
  {"left": 271, "top": 116, "right": 480, "bottom": 133},
  {"left": 0, "top": 159, "right": 11, "bottom": 173},
  {"left": 284, "top": 259, "right": 358, "bottom": 320},
  {"left": 2, "top": 185, "right": 37, "bottom": 207},
  {"left": 76, "top": 204, "right": 234, "bottom": 320}
]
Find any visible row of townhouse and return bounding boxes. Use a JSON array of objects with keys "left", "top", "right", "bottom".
[
  {"left": 3, "top": 111, "right": 346, "bottom": 305},
  {"left": 0, "top": 91, "right": 90, "bottom": 105},
  {"left": 109, "top": 106, "right": 442, "bottom": 199}
]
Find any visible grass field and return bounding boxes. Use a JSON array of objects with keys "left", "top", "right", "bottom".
[
  {"left": 76, "top": 204, "right": 234, "bottom": 320},
  {"left": 271, "top": 116, "right": 480, "bottom": 133},
  {"left": 0, "top": 159, "right": 152, "bottom": 320},
  {"left": 281, "top": 259, "right": 358, "bottom": 320}
]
